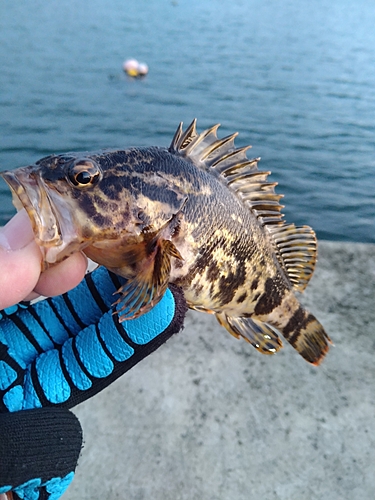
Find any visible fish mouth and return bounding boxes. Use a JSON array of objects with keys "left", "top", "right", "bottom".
[{"left": 1, "top": 167, "right": 77, "bottom": 264}]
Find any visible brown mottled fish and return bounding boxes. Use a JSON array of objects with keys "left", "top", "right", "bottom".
[{"left": 1, "top": 120, "right": 331, "bottom": 364}]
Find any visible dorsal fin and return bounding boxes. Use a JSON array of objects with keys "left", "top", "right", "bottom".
[
  {"left": 268, "top": 223, "right": 317, "bottom": 292},
  {"left": 169, "top": 120, "right": 318, "bottom": 291},
  {"left": 169, "top": 119, "right": 284, "bottom": 225}
]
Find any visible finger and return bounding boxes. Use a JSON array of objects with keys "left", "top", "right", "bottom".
[
  {"left": 0, "top": 210, "right": 43, "bottom": 309},
  {"left": 0, "top": 242, "right": 42, "bottom": 309},
  {"left": 23, "top": 290, "right": 42, "bottom": 302},
  {"left": 33, "top": 251, "right": 88, "bottom": 297}
]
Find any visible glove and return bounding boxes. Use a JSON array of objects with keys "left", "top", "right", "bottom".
[{"left": 0, "top": 267, "right": 187, "bottom": 500}]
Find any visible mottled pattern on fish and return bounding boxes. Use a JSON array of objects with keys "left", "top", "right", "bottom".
[{"left": 1, "top": 120, "right": 331, "bottom": 364}]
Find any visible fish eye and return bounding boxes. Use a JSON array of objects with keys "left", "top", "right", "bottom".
[{"left": 67, "top": 160, "right": 102, "bottom": 188}]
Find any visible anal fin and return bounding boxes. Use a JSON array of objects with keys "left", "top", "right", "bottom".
[{"left": 216, "top": 313, "right": 283, "bottom": 355}]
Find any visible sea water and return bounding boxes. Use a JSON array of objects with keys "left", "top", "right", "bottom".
[{"left": 0, "top": 0, "right": 374, "bottom": 242}]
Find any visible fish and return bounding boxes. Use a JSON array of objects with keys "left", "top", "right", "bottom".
[{"left": 1, "top": 120, "right": 331, "bottom": 365}]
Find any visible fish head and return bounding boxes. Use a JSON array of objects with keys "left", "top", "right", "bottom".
[
  {"left": 1, "top": 152, "right": 136, "bottom": 265},
  {"left": 1, "top": 149, "right": 187, "bottom": 267}
]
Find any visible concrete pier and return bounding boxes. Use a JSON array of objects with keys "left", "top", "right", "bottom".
[{"left": 65, "top": 241, "right": 375, "bottom": 500}]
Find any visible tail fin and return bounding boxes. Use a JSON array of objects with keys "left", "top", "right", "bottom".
[{"left": 281, "top": 306, "right": 331, "bottom": 365}]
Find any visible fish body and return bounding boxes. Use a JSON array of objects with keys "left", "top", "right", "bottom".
[{"left": 1, "top": 120, "right": 331, "bottom": 364}]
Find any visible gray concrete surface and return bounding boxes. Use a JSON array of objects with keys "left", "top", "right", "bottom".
[{"left": 66, "top": 241, "right": 375, "bottom": 500}]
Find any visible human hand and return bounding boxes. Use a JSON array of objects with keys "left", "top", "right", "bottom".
[
  {"left": 0, "top": 214, "right": 187, "bottom": 500},
  {"left": 0, "top": 210, "right": 87, "bottom": 309}
]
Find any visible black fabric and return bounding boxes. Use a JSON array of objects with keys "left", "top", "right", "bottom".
[{"left": 0, "top": 407, "right": 82, "bottom": 488}]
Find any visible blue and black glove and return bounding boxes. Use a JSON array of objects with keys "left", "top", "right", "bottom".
[{"left": 0, "top": 267, "right": 187, "bottom": 500}]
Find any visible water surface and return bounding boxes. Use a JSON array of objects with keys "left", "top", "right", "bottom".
[{"left": 0, "top": 0, "right": 374, "bottom": 242}]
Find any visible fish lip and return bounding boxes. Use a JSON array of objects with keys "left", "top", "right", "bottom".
[{"left": 1, "top": 168, "right": 63, "bottom": 250}]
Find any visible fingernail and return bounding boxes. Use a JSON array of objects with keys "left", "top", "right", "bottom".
[{"left": 0, "top": 209, "right": 35, "bottom": 250}]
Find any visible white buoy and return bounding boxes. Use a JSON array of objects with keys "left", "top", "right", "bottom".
[
  {"left": 122, "top": 59, "right": 148, "bottom": 77},
  {"left": 137, "top": 62, "right": 149, "bottom": 76}
]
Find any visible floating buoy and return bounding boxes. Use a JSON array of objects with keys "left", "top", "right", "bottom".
[
  {"left": 122, "top": 59, "right": 149, "bottom": 78},
  {"left": 137, "top": 62, "right": 149, "bottom": 76}
]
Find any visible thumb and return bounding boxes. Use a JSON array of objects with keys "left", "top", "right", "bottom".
[{"left": 0, "top": 210, "right": 42, "bottom": 309}]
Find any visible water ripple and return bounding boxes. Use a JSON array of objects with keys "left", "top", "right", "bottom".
[{"left": 0, "top": 0, "right": 374, "bottom": 242}]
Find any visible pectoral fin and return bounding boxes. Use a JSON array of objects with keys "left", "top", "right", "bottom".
[
  {"left": 216, "top": 313, "right": 283, "bottom": 355},
  {"left": 113, "top": 238, "right": 183, "bottom": 321}
]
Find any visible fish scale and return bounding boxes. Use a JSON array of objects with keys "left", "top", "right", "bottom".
[
  {"left": 1, "top": 120, "right": 331, "bottom": 365},
  {"left": 176, "top": 183, "right": 276, "bottom": 312}
]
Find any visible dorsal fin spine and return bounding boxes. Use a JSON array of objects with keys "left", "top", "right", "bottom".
[
  {"left": 179, "top": 119, "right": 198, "bottom": 150},
  {"left": 220, "top": 159, "right": 259, "bottom": 178},
  {"left": 199, "top": 133, "right": 238, "bottom": 162},
  {"left": 183, "top": 124, "right": 221, "bottom": 159},
  {"left": 169, "top": 120, "right": 318, "bottom": 290},
  {"left": 213, "top": 145, "right": 252, "bottom": 166},
  {"left": 169, "top": 122, "right": 183, "bottom": 153},
  {"left": 169, "top": 119, "right": 317, "bottom": 285}
]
